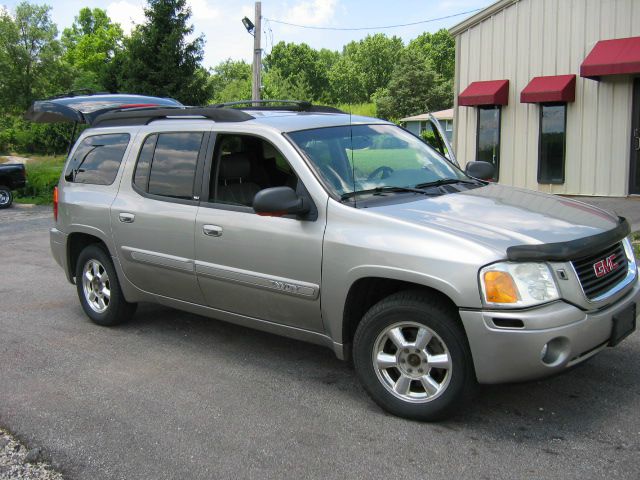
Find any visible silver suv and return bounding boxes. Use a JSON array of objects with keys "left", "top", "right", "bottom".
[{"left": 35, "top": 95, "right": 638, "bottom": 421}]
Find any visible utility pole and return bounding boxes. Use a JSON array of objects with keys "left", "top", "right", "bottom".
[{"left": 252, "top": 1, "right": 262, "bottom": 101}]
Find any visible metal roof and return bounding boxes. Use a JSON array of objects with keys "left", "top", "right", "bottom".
[
  {"left": 399, "top": 109, "right": 454, "bottom": 122},
  {"left": 449, "top": 0, "right": 520, "bottom": 36}
]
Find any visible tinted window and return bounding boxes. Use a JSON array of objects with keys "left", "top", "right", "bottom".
[
  {"left": 289, "top": 124, "right": 467, "bottom": 198},
  {"left": 476, "top": 106, "right": 501, "bottom": 181},
  {"left": 145, "top": 132, "right": 203, "bottom": 199},
  {"left": 64, "top": 134, "right": 130, "bottom": 185},
  {"left": 538, "top": 104, "right": 566, "bottom": 184},
  {"left": 133, "top": 134, "right": 157, "bottom": 191}
]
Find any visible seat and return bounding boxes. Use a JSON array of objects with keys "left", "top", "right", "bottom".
[{"left": 217, "top": 152, "right": 262, "bottom": 206}]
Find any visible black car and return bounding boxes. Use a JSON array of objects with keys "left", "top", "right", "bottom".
[{"left": 0, "top": 163, "right": 26, "bottom": 208}]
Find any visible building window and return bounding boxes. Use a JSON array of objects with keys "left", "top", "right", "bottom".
[
  {"left": 476, "top": 106, "right": 501, "bottom": 180},
  {"left": 445, "top": 120, "right": 453, "bottom": 132},
  {"left": 538, "top": 103, "right": 566, "bottom": 184}
]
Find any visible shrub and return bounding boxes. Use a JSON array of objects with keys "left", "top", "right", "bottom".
[
  {"left": 16, "top": 155, "right": 65, "bottom": 204},
  {"left": 0, "top": 115, "right": 78, "bottom": 155}
]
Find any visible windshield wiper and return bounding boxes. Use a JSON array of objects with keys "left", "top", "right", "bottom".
[
  {"left": 341, "top": 186, "right": 440, "bottom": 201},
  {"left": 415, "top": 178, "right": 480, "bottom": 189}
]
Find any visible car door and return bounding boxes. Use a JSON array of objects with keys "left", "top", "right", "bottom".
[
  {"left": 194, "top": 132, "right": 326, "bottom": 332},
  {"left": 110, "top": 128, "right": 209, "bottom": 304}
]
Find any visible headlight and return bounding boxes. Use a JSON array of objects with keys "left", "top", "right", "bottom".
[{"left": 479, "top": 262, "right": 560, "bottom": 308}]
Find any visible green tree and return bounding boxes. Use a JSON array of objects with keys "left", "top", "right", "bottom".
[
  {"left": 407, "top": 29, "right": 455, "bottom": 81},
  {"left": 61, "top": 8, "right": 123, "bottom": 91},
  {"left": 328, "top": 55, "right": 366, "bottom": 104},
  {"left": 112, "top": 0, "right": 212, "bottom": 105},
  {"left": 263, "top": 42, "right": 335, "bottom": 102},
  {"left": 374, "top": 49, "right": 450, "bottom": 121},
  {"left": 344, "top": 34, "right": 404, "bottom": 100},
  {"left": 208, "top": 59, "right": 251, "bottom": 104},
  {"left": 0, "top": 1, "right": 69, "bottom": 112},
  {"left": 262, "top": 68, "right": 312, "bottom": 101}
]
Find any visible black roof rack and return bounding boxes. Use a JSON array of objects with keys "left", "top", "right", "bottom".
[
  {"left": 209, "top": 99, "right": 346, "bottom": 114},
  {"left": 91, "top": 106, "right": 254, "bottom": 127}
]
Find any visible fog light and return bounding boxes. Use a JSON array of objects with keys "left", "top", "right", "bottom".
[
  {"left": 540, "top": 337, "right": 570, "bottom": 366},
  {"left": 540, "top": 343, "right": 548, "bottom": 361}
]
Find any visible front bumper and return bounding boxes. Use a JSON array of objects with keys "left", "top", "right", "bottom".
[{"left": 460, "top": 279, "right": 640, "bottom": 384}]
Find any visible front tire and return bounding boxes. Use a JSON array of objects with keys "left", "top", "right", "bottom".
[
  {"left": 75, "top": 244, "right": 136, "bottom": 326},
  {"left": 0, "top": 185, "right": 13, "bottom": 209},
  {"left": 353, "top": 291, "right": 476, "bottom": 421}
]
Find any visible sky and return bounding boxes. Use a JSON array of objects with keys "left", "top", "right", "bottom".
[{"left": 1, "top": 0, "right": 495, "bottom": 68}]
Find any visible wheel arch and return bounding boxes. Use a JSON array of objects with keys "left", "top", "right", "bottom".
[
  {"left": 66, "top": 228, "right": 114, "bottom": 283},
  {"left": 340, "top": 273, "right": 464, "bottom": 357}
]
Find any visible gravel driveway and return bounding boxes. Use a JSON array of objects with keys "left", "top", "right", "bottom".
[{"left": 0, "top": 209, "right": 639, "bottom": 480}]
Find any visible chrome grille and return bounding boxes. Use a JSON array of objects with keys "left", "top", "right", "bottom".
[{"left": 572, "top": 242, "right": 628, "bottom": 300}]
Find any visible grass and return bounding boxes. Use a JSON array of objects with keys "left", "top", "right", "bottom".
[
  {"left": 632, "top": 231, "right": 640, "bottom": 261},
  {"left": 2, "top": 153, "right": 66, "bottom": 205},
  {"left": 335, "top": 102, "right": 376, "bottom": 117}
]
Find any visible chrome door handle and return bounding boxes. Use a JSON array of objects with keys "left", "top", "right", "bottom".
[
  {"left": 119, "top": 212, "right": 135, "bottom": 223},
  {"left": 203, "top": 224, "right": 223, "bottom": 237}
]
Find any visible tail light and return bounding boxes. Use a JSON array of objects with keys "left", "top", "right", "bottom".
[{"left": 53, "top": 186, "right": 58, "bottom": 221}]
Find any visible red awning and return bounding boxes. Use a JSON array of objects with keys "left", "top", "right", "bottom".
[
  {"left": 458, "top": 80, "right": 509, "bottom": 106},
  {"left": 520, "top": 75, "right": 576, "bottom": 103},
  {"left": 581, "top": 36, "right": 640, "bottom": 79}
]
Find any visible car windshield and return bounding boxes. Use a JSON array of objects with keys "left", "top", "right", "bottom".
[{"left": 287, "top": 124, "right": 470, "bottom": 199}]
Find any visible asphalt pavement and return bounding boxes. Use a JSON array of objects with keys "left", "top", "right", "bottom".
[{"left": 0, "top": 205, "right": 639, "bottom": 480}]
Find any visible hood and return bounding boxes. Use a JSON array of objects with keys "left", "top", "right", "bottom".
[{"left": 369, "top": 184, "right": 625, "bottom": 260}]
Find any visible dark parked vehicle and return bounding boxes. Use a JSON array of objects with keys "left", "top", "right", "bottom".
[{"left": 0, "top": 163, "right": 26, "bottom": 209}]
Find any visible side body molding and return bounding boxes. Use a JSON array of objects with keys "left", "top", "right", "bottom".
[
  {"left": 195, "top": 260, "right": 320, "bottom": 300},
  {"left": 121, "top": 246, "right": 194, "bottom": 273}
]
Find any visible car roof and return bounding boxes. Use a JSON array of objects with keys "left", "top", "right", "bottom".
[
  {"left": 85, "top": 110, "right": 391, "bottom": 134},
  {"left": 240, "top": 110, "right": 390, "bottom": 132}
]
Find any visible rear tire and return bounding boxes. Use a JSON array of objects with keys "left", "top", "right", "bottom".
[
  {"left": 0, "top": 185, "right": 13, "bottom": 209},
  {"left": 353, "top": 290, "right": 476, "bottom": 421},
  {"left": 75, "top": 244, "right": 136, "bottom": 326}
]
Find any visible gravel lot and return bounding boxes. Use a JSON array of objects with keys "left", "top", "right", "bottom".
[
  {"left": 0, "top": 429, "right": 63, "bottom": 480},
  {"left": 0, "top": 205, "right": 639, "bottom": 480}
]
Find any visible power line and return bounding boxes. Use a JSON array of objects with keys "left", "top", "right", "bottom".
[{"left": 263, "top": 8, "right": 483, "bottom": 31}]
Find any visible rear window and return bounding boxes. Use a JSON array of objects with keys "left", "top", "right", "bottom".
[
  {"left": 64, "top": 134, "right": 130, "bottom": 185},
  {"left": 133, "top": 132, "right": 204, "bottom": 200}
]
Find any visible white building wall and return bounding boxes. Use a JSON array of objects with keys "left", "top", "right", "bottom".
[{"left": 453, "top": 0, "right": 640, "bottom": 196}]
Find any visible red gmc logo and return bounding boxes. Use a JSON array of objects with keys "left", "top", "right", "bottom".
[{"left": 593, "top": 254, "right": 619, "bottom": 278}]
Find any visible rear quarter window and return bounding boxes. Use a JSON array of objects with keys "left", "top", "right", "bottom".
[{"left": 64, "top": 133, "right": 130, "bottom": 185}]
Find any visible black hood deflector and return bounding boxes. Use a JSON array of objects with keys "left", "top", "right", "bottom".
[{"left": 506, "top": 216, "right": 630, "bottom": 261}]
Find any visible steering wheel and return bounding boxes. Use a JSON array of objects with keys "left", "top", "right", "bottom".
[{"left": 367, "top": 166, "right": 394, "bottom": 181}]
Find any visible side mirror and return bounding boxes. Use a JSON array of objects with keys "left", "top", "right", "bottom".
[
  {"left": 465, "top": 161, "right": 495, "bottom": 181},
  {"left": 253, "top": 186, "right": 310, "bottom": 217}
]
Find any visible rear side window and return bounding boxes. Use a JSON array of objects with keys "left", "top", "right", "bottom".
[
  {"left": 64, "top": 133, "right": 130, "bottom": 185},
  {"left": 133, "top": 132, "right": 204, "bottom": 200}
]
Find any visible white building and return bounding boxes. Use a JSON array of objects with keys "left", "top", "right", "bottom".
[{"left": 450, "top": 0, "right": 640, "bottom": 196}]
